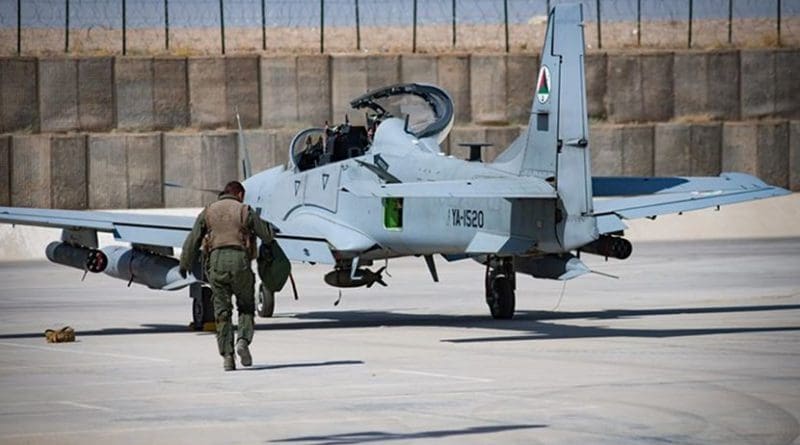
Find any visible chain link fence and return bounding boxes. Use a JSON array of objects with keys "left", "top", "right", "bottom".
[{"left": 0, "top": 0, "right": 797, "bottom": 55}]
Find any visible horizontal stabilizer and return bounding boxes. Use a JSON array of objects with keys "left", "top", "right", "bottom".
[{"left": 593, "top": 173, "right": 789, "bottom": 220}]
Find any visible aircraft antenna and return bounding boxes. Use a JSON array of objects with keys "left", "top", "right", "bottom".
[{"left": 235, "top": 109, "right": 252, "bottom": 179}]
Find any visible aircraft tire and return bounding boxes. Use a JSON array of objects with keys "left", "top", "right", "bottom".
[
  {"left": 488, "top": 276, "right": 515, "bottom": 319},
  {"left": 257, "top": 284, "right": 275, "bottom": 318},
  {"left": 192, "top": 286, "right": 215, "bottom": 330}
]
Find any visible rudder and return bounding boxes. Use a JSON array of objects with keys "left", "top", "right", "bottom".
[{"left": 498, "top": 4, "right": 597, "bottom": 251}]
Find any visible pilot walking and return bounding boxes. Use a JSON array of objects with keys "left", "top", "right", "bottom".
[{"left": 180, "top": 181, "right": 274, "bottom": 371}]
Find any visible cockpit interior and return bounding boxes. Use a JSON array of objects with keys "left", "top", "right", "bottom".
[{"left": 290, "top": 83, "right": 454, "bottom": 172}]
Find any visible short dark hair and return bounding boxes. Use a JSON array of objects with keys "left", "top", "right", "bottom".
[{"left": 222, "top": 181, "right": 245, "bottom": 197}]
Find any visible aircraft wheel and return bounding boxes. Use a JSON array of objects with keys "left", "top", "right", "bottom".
[
  {"left": 487, "top": 276, "right": 515, "bottom": 319},
  {"left": 257, "top": 284, "right": 275, "bottom": 318},
  {"left": 192, "top": 286, "right": 214, "bottom": 330}
]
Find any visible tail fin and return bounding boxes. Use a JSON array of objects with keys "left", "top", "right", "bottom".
[{"left": 502, "top": 4, "right": 597, "bottom": 250}]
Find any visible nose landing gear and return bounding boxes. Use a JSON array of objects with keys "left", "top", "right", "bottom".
[{"left": 485, "top": 257, "right": 516, "bottom": 319}]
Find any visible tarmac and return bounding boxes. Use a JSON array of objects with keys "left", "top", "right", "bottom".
[{"left": 0, "top": 234, "right": 798, "bottom": 444}]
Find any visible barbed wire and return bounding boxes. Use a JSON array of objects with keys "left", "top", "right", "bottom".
[{"left": 0, "top": 0, "right": 796, "bottom": 55}]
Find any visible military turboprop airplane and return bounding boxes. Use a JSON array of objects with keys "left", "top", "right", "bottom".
[{"left": 0, "top": 4, "right": 789, "bottom": 327}]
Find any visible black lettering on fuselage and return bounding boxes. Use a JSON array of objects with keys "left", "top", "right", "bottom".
[{"left": 449, "top": 208, "right": 484, "bottom": 228}]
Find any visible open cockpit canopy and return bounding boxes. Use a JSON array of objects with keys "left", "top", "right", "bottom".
[
  {"left": 289, "top": 83, "right": 455, "bottom": 172},
  {"left": 350, "top": 83, "right": 454, "bottom": 142}
]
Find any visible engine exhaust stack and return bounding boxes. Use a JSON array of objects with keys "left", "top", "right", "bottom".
[{"left": 580, "top": 236, "right": 633, "bottom": 260}]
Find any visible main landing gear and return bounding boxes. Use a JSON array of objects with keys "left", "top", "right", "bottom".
[
  {"left": 485, "top": 256, "right": 516, "bottom": 319},
  {"left": 190, "top": 284, "right": 215, "bottom": 330},
  {"left": 257, "top": 284, "right": 275, "bottom": 318}
]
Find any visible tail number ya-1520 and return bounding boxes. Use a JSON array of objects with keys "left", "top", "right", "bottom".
[{"left": 450, "top": 208, "right": 484, "bottom": 228}]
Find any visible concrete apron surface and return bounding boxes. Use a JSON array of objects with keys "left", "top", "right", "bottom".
[{"left": 0, "top": 236, "right": 797, "bottom": 444}]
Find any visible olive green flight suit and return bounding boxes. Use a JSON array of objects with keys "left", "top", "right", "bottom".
[{"left": 180, "top": 194, "right": 274, "bottom": 357}]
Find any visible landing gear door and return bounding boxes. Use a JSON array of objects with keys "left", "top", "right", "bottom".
[{"left": 304, "top": 164, "right": 341, "bottom": 213}]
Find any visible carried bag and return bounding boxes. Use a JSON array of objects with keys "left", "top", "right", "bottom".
[{"left": 257, "top": 239, "right": 291, "bottom": 292}]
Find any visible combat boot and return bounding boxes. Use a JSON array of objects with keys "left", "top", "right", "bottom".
[
  {"left": 223, "top": 354, "right": 236, "bottom": 371},
  {"left": 236, "top": 339, "right": 252, "bottom": 367}
]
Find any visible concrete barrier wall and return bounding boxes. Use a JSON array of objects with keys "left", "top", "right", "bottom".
[
  {"left": 188, "top": 57, "right": 227, "bottom": 129},
  {"left": 654, "top": 122, "right": 722, "bottom": 176},
  {"left": 77, "top": 58, "right": 114, "bottom": 131},
  {"left": 331, "top": 56, "right": 368, "bottom": 126},
  {"left": 673, "top": 51, "right": 739, "bottom": 121},
  {"left": 606, "top": 52, "right": 674, "bottom": 123},
  {"left": 0, "top": 122, "right": 797, "bottom": 210},
  {"left": 470, "top": 54, "right": 507, "bottom": 124},
  {"left": 226, "top": 56, "right": 260, "bottom": 128},
  {"left": 723, "top": 121, "right": 790, "bottom": 189},
  {"left": 116, "top": 57, "right": 155, "bottom": 130},
  {"left": 163, "top": 132, "right": 238, "bottom": 207},
  {"left": 10, "top": 135, "right": 52, "bottom": 208},
  {"left": 38, "top": 58, "right": 79, "bottom": 133},
  {"left": 51, "top": 134, "right": 88, "bottom": 209},
  {"left": 4, "top": 50, "right": 800, "bottom": 134},
  {"left": 153, "top": 58, "right": 189, "bottom": 129},
  {"left": 0, "top": 58, "right": 38, "bottom": 133}
]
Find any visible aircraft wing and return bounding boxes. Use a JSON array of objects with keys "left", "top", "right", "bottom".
[
  {"left": 0, "top": 206, "right": 335, "bottom": 262},
  {"left": 344, "top": 177, "right": 556, "bottom": 199},
  {"left": 592, "top": 173, "right": 790, "bottom": 234},
  {"left": 0, "top": 206, "right": 196, "bottom": 247}
]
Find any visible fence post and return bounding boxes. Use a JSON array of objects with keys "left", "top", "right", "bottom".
[
  {"left": 320, "top": 0, "right": 324, "bottom": 53},
  {"left": 452, "top": 0, "right": 456, "bottom": 47},
  {"left": 16, "top": 0, "right": 21, "bottom": 54},
  {"left": 355, "top": 0, "right": 361, "bottom": 51},
  {"left": 596, "top": 0, "right": 601, "bottom": 49},
  {"left": 503, "top": 0, "right": 509, "bottom": 52},
  {"left": 122, "top": 0, "right": 127, "bottom": 55},
  {"left": 688, "top": 0, "right": 693, "bottom": 48},
  {"left": 165, "top": 0, "right": 170, "bottom": 50},
  {"left": 219, "top": 0, "right": 225, "bottom": 54},
  {"left": 777, "top": 0, "right": 782, "bottom": 46},
  {"left": 262, "top": 0, "right": 266, "bottom": 50},
  {"left": 637, "top": 0, "right": 641, "bottom": 46},
  {"left": 728, "top": 0, "right": 732, "bottom": 44},
  {"left": 65, "top": 0, "right": 70, "bottom": 53},
  {"left": 413, "top": 0, "right": 417, "bottom": 53}
]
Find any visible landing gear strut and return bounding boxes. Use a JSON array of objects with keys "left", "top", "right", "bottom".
[
  {"left": 485, "top": 256, "right": 516, "bottom": 319},
  {"left": 190, "top": 284, "right": 215, "bottom": 330}
]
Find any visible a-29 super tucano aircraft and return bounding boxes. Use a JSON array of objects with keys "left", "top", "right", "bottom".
[{"left": 0, "top": 4, "right": 789, "bottom": 327}]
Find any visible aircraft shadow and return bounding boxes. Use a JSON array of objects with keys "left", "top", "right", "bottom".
[
  {"left": 263, "top": 303, "right": 800, "bottom": 343},
  {"left": 0, "top": 304, "right": 798, "bottom": 342},
  {"left": 241, "top": 360, "right": 364, "bottom": 371},
  {"left": 0, "top": 324, "right": 199, "bottom": 340},
  {"left": 269, "top": 424, "right": 546, "bottom": 444}
]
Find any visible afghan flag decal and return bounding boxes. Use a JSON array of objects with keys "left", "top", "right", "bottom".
[{"left": 536, "top": 65, "right": 551, "bottom": 104}]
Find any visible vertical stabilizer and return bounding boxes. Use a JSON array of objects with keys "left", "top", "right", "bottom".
[{"left": 499, "top": 4, "right": 597, "bottom": 250}]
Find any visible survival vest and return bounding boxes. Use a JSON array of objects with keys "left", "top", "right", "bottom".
[{"left": 203, "top": 197, "right": 255, "bottom": 258}]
